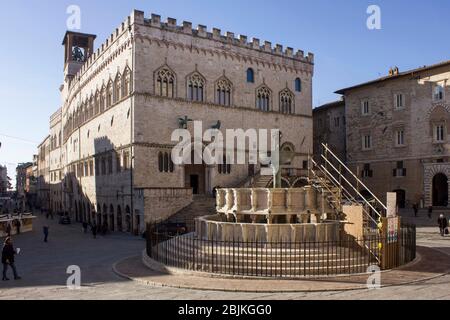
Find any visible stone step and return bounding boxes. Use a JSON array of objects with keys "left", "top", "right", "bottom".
[{"left": 151, "top": 255, "right": 371, "bottom": 276}]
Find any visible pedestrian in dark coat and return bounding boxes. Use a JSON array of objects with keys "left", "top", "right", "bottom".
[
  {"left": 5, "top": 222, "right": 11, "bottom": 237},
  {"left": 428, "top": 206, "right": 433, "bottom": 219},
  {"left": 413, "top": 204, "right": 418, "bottom": 217},
  {"left": 82, "top": 222, "right": 88, "bottom": 234},
  {"left": 91, "top": 223, "right": 97, "bottom": 239},
  {"left": 14, "top": 220, "right": 21, "bottom": 234},
  {"left": 2, "top": 237, "right": 21, "bottom": 281},
  {"left": 438, "top": 214, "right": 448, "bottom": 237},
  {"left": 43, "top": 225, "right": 49, "bottom": 242}
]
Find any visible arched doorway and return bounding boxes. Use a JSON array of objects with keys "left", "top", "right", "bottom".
[
  {"left": 125, "top": 205, "right": 131, "bottom": 233},
  {"left": 117, "top": 205, "right": 123, "bottom": 232},
  {"left": 74, "top": 202, "right": 79, "bottom": 222},
  {"left": 393, "top": 189, "right": 406, "bottom": 209},
  {"left": 433, "top": 173, "right": 448, "bottom": 207},
  {"left": 184, "top": 149, "right": 207, "bottom": 195},
  {"left": 292, "top": 178, "right": 308, "bottom": 188},
  {"left": 109, "top": 205, "right": 115, "bottom": 232},
  {"left": 102, "top": 204, "right": 108, "bottom": 228}
]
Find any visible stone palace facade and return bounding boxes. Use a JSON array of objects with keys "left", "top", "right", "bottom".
[
  {"left": 337, "top": 61, "right": 450, "bottom": 209},
  {"left": 36, "top": 10, "right": 314, "bottom": 235}
]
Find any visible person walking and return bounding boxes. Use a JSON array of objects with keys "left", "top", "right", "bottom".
[
  {"left": 82, "top": 222, "right": 88, "bottom": 234},
  {"left": 14, "top": 219, "right": 21, "bottom": 235},
  {"left": 5, "top": 222, "right": 11, "bottom": 237},
  {"left": 91, "top": 223, "right": 97, "bottom": 239},
  {"left": 428, "top": 206, "right": 433, "bottom": 219},
  {"left": 2, "top": 237, "right": 21, "bottom": 281},
  {"left": 438, "top": 214, "right": 448, "bottom": 237},
  {"left": 413, "top": 204, "right": 419, "bottom": 217},
  {"left": 43, "top": 225, "right": 49, "bottom": 243}
]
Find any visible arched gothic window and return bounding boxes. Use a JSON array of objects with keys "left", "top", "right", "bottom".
[
  {"left": 94, "top": 91, "right": 100, "bottom": 115},
  {"left": 280, "top": 89, "right": 294, "bottom": 114},
  {"left": 122, "top": 68, "right": 131, "bottom": 97},
  {"left": 247, "top": 68, "right": 255, "bottom": 83},
  {"left": 84, "top": 102, "right": 89, "bottom": 122},
  {"left": 100, "top": 86, "right": 106, "bottom": 112},
  {"left": 114, "top": 73, "right": 122, "bottom": 103},
  {"left": 256, "top": 86, "right": 271, "bottom": 112},
  {"left": 156, "top": 68, "right": 175, "bottom": 98},
  {"left": 77, "top": 106, "right": 82, "bottom": 126},
  {"left": 216, "top": 78, "right": 232, "bottom": 106},
  {"left": 106, "top": 81, "right": 113, "bottom": 108},
  {"left": 295, "top": 78, "right": 302, "bottom": 92},
  {"left": 89, "top": 95, "right": 94, "bottom": 118},
  {"left": 187, "top": 73, "right": 205, "bottom": 102}
]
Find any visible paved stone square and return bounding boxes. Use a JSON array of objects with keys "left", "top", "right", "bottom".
[{"left": 0, "top": 210, "right": 449, "bottom": 300}]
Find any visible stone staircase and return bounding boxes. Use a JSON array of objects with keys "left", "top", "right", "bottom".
[
  {"left": 251, "top": 175, "right": 273, "bottom": 188},
  {"left": 166, "top": 195, "right": 216, "bottom": 231}
]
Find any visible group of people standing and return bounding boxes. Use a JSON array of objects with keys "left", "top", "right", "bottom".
[{"left": 82, "top": 221, "right": 108, "bottom": 239}]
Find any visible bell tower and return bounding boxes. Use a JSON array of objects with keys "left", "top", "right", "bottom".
[{"left": 62, "top": 31, "right": 96, "bottom": 80}]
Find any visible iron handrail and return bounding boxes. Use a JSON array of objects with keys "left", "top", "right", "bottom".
[
  {"left": 320, "top": 155, "right": 382, "bottom": 221},
  {"left": 314, "top": 160, "right": 379, "bottom": 227},
  {"left": 321, "top": 143, "right": 387, "bottom": 211},
  {"left": 310, "top": 158, "right": 379, "bottom": 228}
]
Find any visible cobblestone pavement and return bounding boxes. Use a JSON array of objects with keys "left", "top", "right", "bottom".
[{"left": 0, "top": 209, "right": 449, "bottom": 300}]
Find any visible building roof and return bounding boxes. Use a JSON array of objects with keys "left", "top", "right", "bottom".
[
  {"left": 313, "top": 99, "right": 345, "bottom": 113},
  {"left": 335, "top": 59, "right": 450, "bottom": 95}
]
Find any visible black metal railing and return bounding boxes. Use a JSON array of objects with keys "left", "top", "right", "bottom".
[{"left": 147, "top": 223, "right": 416, "bottom": 278}]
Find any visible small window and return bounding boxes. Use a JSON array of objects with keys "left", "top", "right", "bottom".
[
  {"left": 362, "top": 164, "right": 373, "bottom": 178},
  {"left": 435, "top": 124, "right": 445, "bottom": 142},
  {"left": 334, "top": 117, "right": 340, "bottom": 127},
  {"left": 395, "top": 129, "right": 405, "bottom": 146},
  {"left": 394, "top": 94, "right": 404, "bottom": 109},
  {"left": 433, "top": 84, "right": 444, "bottom": 101},
  {"left": 295, "top": 78, "right": 302, "bottom": 92},
  {"left": 361, "top": 100, "right": 370, "bottom": 115},
  {"left": 362, "top": 134, "right": 372, "bottom": 150},
  {"left": 393, "top": 161, "right": 406, "bottom": 177},
  {"left": 123, "top": 151, "right": 130, "bottom": 170},
  {"left": 158, "top": 152, "right": 174, "bottom": 173},
  {"left": 247, "top": 68, "right": 254, "bottom": 83},
  {"left": 302, "top": 160, "right": 308, "bottom": 170}
]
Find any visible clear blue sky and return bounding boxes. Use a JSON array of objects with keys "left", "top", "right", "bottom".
[{"left": 1, "top": 0, "right": 449, "bottom": 185}]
